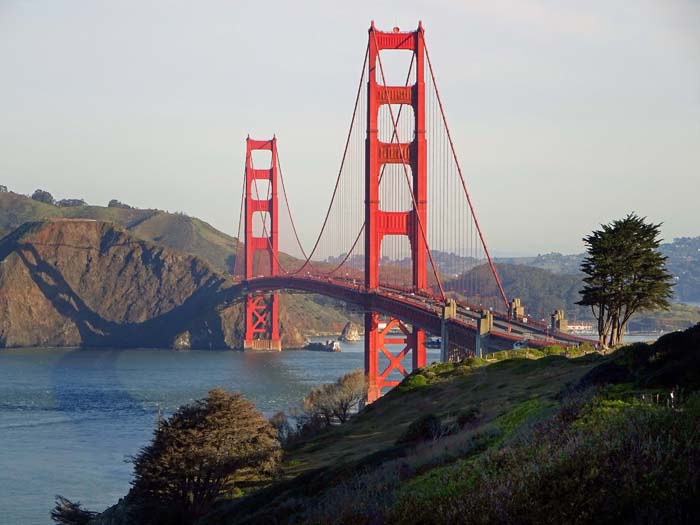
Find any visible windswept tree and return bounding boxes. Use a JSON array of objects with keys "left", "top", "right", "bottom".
[
  {"left": 577, "top": 214, "right": 673, "bottom": 347},
  {"left": 302, "top": 369, "right": 368, "bottom": 427},
  {"left": 130, "top": 389, "right": 281, "bottom": 524}
]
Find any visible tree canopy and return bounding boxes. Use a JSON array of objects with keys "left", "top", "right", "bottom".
[
  {"left": 130, "top": 389, "right": 281, "bottom": 524},
  {"left": 302, "top": 369, "right": 367, "bottom": 426},
  {"left": 577, "top": 213, "right": 673, "bottom": 347},
  {"left": 31, "top": 188, "right": 55, "bottom": 205}
]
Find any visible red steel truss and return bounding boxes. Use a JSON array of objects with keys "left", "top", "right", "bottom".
[
  {"left": 365, "top": 22, "right": 427, "bottom": 401},
  {"left": 244, "top": 136, "right": 281, "bottom": 351}
]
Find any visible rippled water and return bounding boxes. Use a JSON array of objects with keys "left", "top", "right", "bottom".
[{"left": 0, "top": 341, "right": 440, "bottom": 524}]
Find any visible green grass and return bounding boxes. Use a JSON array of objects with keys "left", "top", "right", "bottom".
[{"left": 281, "top": 354, "right": 598, "bottom": 478}]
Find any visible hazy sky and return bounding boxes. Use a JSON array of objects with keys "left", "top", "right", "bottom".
[{"left": 1, "top": 0, "right": 698, "bottom": 255}]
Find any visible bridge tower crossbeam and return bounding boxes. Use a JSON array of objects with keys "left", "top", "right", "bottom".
[
  {"left": 365, "top": 22, "right": 428, "bottom": 402},
  {"left": 244, "top": 136, "right": 281, "bottom": 351}
]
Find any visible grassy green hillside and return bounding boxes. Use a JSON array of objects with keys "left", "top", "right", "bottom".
[{"left": 205, "top": 323, "right": 700, "bottom": 524}]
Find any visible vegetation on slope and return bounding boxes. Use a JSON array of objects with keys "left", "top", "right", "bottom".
[
  {"left": 446, "top": 263, "right": 587, "bottom": 320},
  {"left": 203, "top": 323, "right": 700, "bottom": 524},
  {"left": 494, "top": 236, "right": 700, "bottom": 304}
]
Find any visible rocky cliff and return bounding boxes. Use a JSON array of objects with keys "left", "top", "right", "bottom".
[
  {"left": 339, "top": 321, "right": 362, "bottom": 341},
  {"left": 0, "top": 220, "right": 306, "bottom": 349},
  {"left": 0, "top": 191, "right": 356, "bottom": 336}
]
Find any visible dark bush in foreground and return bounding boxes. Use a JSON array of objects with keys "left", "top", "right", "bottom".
[
  {"left": 396, "top": 413, "right": 444, "bottom": 445},
  {"left": 130, "top": 389, "right": 281, "bottom": 525},
  {"left": 580, "top": 323, "right": 700, "bottom": 390},
  {"left": 457, "top": 407, "right": 480, "bottom": 428}
]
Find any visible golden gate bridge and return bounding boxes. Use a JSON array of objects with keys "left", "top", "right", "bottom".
[{"left": 231, "top": 22, "right": 591, "bottom": 402}]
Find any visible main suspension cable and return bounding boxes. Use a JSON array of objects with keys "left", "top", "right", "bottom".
[
  {"left": 424, "top": 40, "right": 509, "bottom": 311},
  {"left": 290, "top": 43, "right": 370, "bottom": 275}
]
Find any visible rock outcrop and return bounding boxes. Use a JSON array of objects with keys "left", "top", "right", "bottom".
[
  {"left": 339, "top": 321, "right": 362, "bottom": 342},
  {"left": 0, "top": 220, "right": 306, "bottom": 349}
]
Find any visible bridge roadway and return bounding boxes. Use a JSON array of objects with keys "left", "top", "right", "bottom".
[{"left": 239, "top": 275, "right": 593, "bottom": 353}]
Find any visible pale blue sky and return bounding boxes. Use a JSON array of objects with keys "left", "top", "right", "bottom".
[{"left": 1, "top": 0, "right": 698, "bottom": 255}]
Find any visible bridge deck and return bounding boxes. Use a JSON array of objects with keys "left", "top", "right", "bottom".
[{"left": 237, "top": 275, "right": 594, "bottom": 353}]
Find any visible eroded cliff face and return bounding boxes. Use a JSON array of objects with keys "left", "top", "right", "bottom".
[{"left": 0, "top": 220, "right": 305, "bottom": 349}]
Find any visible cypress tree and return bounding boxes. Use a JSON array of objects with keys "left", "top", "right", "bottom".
[{"left": 577, "top": 214, "right": 673, "bottom": 347}]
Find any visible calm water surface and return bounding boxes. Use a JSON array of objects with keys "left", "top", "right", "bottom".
[{"left": 0, "top": 341, "right": 439, "bottom": 524}]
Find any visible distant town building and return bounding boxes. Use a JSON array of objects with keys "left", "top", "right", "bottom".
[{"left": 0, "top": 185, "right": 7, "bottom": 193}]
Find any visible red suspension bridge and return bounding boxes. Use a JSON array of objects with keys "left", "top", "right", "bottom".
[{"left": 232, "top": 22, "right": 590, "bottom": 402}]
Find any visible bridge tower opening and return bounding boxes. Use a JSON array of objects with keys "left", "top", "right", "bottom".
[
  {"left": 365, "top": 22, "right": 428, "bottom": 402},
  {"left": 243, "top": 136, "right": 281, "bottom": 351}
]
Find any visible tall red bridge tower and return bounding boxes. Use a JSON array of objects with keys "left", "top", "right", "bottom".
[
  {"left": 365, "top": 22, "right": 428, "bottom": 402},
  {"left": 243, "top": 136, "right": 281, "bottom": 351}
]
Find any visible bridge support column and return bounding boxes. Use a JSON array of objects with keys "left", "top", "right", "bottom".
[
  {"left": 243, "top": 136, "right": 281, "bottom": 351},
  {"left": 476, "top": 309, "right": 493, "bottom": 358},
  {"left": 551, "top": 309, "right": 568, "bottom": 332},
  {"left": 440, "top": 299, "right": 457, "bottom": 362},
  {"left": 365, "top": 312, "right": 424, "bottom": 403},
  {"left": 244, "top": 294, "right": 281, "bottom": 351},
  {"left": 364, "top": 22, "right": 429, "bottom": 402}
]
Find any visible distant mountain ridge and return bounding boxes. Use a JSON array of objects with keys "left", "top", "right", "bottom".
[{"left": 493, "top": 239, "right": 700, "bottom": 304}]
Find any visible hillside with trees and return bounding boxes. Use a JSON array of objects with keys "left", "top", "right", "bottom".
[
  {"left": 0, "top": 190, "right": 356, "bottom": 339},
  {"left": 493, "top": 237, "right": 700, "bottom": 304},
  {"left": 444, "top": 263, "right": 590, "bottom": 321},
  {"left": 76, "top": 323, "right": 700, "bottom": 524}
]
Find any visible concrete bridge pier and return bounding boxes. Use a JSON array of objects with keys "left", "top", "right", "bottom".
[
  {"left": 440, "top": 299, "right": 457, "bottom": 362},
  {"left": 509, "top": 297, "right": 525, "bottom": 320},
  {"left": 551, "top": 310, "right": 568, "bottom": 332},
  {"left": 476, "top": 309, "right": 494, "bottom": 358}
]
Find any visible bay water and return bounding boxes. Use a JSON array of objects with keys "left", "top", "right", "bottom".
[
  {"left": 0, "top": 330, "right": 667, "bottom": 524},
  {"left": 0, "top": 340, "right": 440, "bottom": 524}
]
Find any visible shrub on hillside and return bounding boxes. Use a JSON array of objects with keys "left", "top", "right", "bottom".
[
  {"left": 301, "top": 369, "right": 367, "bottom": 428},
  {"left": 541, "top": 344, "right": 565, "bottom": 356},
  {"left": 56, "top": 198, "right": 86, "bottom": 207},
  {"left": 457, "top": 407, "right": 480, "bottom": 428},
  {"left": 108, "top": 199, "right": 133, "bottom": 209},
  {"left": 269, "top": 411, "right": 294, "bottom": 445},
  {"left": 397, "top": 373, "right": 428, "bottom": 392},
  {"left": 129, "top": 389, "right": 281, "bottom": 525},
  {"left": 579, "top": 323, "right": 700, "bottom": 390},
  {"left": 31, "top": 188, "right": 55, "bottom": 205},
  {"left": 391, "top": 394, "right": 700, "bottom": 524},
  {"left": 396, "top": 413, "right": 444, "bottom": 445}
]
